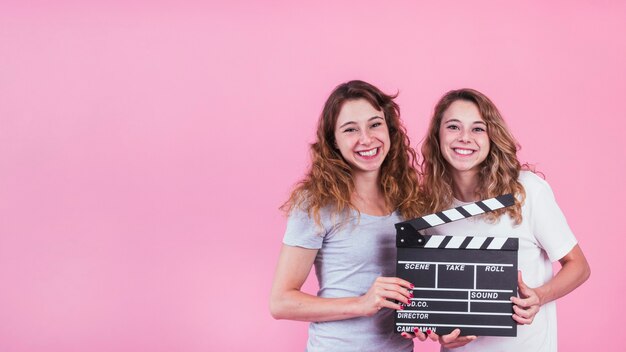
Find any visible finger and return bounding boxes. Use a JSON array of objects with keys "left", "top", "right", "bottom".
[
  {"left": 376, "top": 276, "right": 415, "bottom": 290},
  {"left": 517, "top": 271, "right": 528, "bottom": 290},
  {"left": 376, "top": 282, "right": 413, "bottom": 299},
  {"left": 516, "top": 271, "right": 535, "bottom": 298},
  {"left": 512, "top": 313, "right": 532, "bottom": 325},
  {"left": 377, "top": 289, "right": 412, "bottom": 305},
  {"left": 442, "top": 335, "right": 477, "bottom": 348},
  {"left": 512, "top": 306, "right": 535, "bottom": 324},
  {"left": 439, "top": 328, "right": 461, "bottom": 343},
  {"left": 510, "top": 296, "right": 528, "bottom": 307},
  {"left": 373, "top": 285, "right": 413, "bottom": 304},
  {"left": 518, "top": 285, "right": 535, "bottom": 299},
  {"left": 512, "top": 305, "right": 529, "bottom": 318},
  {"left": 426, "top": 329, "right": 439, "bottom": 342},
  {"left": 378, "top": 298, "right": 403, "bottom": 311},
  {"left": 412, "top": 328, "right": 428, "bottom": 341},
  {"left": 400, "top": 332, "right": 415, "bottom": 339},
  {"left": 374, "top": 290, "right": 411, "bottom": 309},
  {"left": 513, "top": 304, "right": 538, "bottom": 323},
  {"left": 511, "top": 295, "right": 538, "bottom": 308},
  {"left": 379, "top": 296, "right": 416, "bottom": 311}
]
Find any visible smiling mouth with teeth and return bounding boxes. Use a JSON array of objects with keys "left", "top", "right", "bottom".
[
  {"left": 357, "top": 148, "right": 378, "bottom": 157},
  {"left": 454, "top": 148, "right": 474, "bottom": 155}
]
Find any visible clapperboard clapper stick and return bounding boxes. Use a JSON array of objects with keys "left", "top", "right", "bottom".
[{"left": 394, "top": 194, "right": 519, "bottom": 337}]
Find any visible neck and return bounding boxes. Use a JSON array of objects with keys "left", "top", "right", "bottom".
[
  {"left": 451, "top": 170, "right": 480, "bottom": 202},
  {"left": 352, "top": 171, "right": 388, "bottom": 215},
  {"left": 353, "top": 170, "right": 382, "bottom": 199}
]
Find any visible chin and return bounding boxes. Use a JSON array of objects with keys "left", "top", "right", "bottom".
[{"left": 353, "top": 164, "right": 383, "bottom": 174}]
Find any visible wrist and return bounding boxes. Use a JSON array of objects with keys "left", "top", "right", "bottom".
[
  {"left": 348, "top": 295, "right": 366, "bottom": 317},
  {"left": 535, "top": 285, "right": 550, "bottom": 306}
]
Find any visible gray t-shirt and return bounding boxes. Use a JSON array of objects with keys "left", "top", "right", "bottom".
[{"left": 283, "top": 208, "right": 413, "bottom": 352}]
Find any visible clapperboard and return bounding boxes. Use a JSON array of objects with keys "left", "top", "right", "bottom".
[{"left": 394, "top": 194, "right": 518, "bottom": 337}]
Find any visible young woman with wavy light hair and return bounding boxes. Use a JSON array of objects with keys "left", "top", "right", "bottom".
[
  {"left": 270, "top": 80, "right": 422, "bottom": 351},
  {"left": 420, "top": 88, "right": 526, "bottom": 224},
  {"left": 417, "top": 88, "right": 590, "bottom": 351}
]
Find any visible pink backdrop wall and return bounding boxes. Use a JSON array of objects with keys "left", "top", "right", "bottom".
[{"left": 1, "top": 1, "right": 624, "bottom": 351}]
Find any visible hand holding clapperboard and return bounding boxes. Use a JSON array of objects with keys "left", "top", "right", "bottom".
[{"left": 394, "top": 194, "right": 518, "bottom": 337}]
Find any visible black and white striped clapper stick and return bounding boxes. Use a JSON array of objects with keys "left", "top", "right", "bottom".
[
  {"left": 394, "top": 193, "right": 519, "bottom": 337},
  {"left": 395, "top": 194, "right": 515, "bottom": 246}
]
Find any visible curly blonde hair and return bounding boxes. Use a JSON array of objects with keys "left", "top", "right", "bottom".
[
  {"left": 419, "top": 88, "right": 530, "bottom": 224},
  {"left": 281, "top": 80, "right": 422, "bottom": 225}
]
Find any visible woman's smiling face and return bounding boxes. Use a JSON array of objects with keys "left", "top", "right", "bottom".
[
  {"left": 438, "top": 99, "right": 490, "bottom": 177},
  {"left": 334, "top": 99, "right": 390, "bottom": 177}
]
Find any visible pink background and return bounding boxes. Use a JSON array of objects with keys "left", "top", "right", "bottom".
[{"left": 1, "top": 1, "right": 624, "bottom": 351}]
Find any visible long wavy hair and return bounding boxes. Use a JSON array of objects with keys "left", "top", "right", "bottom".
[
  {"left": 281, "top": 80, "right": 421, "bottom": 225},
  {"left": 420, "top": 88, "right": 529, "bottom": 224}
]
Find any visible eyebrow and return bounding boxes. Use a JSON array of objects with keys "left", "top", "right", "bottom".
[
  {"left": 339, "top": 116, "right": 384, "bottom": 129},
  {"left": 443, "top": 118, "right": 486, "bottom": 125}
]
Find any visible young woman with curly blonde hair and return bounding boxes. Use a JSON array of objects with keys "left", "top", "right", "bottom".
[
  {"left": 417, "top": 88, "right": 590, "bottom": 351},
  {"left": 270, "top": 80, "right": 421, "bottom": 351}
]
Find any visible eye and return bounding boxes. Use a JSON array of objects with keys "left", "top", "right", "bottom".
[
  {"left": 343, "top": 127, "right": 357, "bottom": 133},
  {"left": 446, "top": 124, "right": 460, "bottom": 130},
  {"left": 371, "top": 122, "right": 382, "bottom": 128},
  {"left": 473, "top": 127, "right": 486, "bottom": 132}
]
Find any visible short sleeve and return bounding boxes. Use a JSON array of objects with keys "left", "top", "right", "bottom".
[
  {"left": 282, "top": 208, "right": 326, "bottom": 249},
  {"left": 525, "top": 173, "right": 578, "bottom": 262}
]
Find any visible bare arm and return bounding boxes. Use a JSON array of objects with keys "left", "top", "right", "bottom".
[
  {"left": 511, "top": 244, "right": 590, "bottom": 324},
  {"left": 269, "top": 244, "right": 413, "bottom": 322},
  {"left": 539, "top": 244, "right": 590, "bottom": 303}
]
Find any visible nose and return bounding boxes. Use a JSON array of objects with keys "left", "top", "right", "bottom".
[
  {"left": 359, "top": 130, "right": 373, "bottom": 144},
  {"left": 457, "top": 129, "right": 471, "bottom": 143}
]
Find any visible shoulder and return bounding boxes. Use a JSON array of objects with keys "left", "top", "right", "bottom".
[
  {"left": 283, "top": 207, "right": 329, "bottom": 248},
  {"left": 287, "top": 204, "right": 342, "bottom": 232},
  {"left": 517, "top": 171, "right": 559, "bottom": 211},
  {"left": 518, "top": 170, "right": 551, "bottom": 194}
]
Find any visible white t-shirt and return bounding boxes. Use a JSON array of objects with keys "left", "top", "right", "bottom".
[{"left": 424, "top": 171, "right": 578, "bottom": 352}]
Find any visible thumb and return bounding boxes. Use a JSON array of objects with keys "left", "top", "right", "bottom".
[
  {"left": 441, "top": 328, "right": 461, "bottom": 343},
  {"left": 517, "top": 271, "right": 531, "bottom": 296}
]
